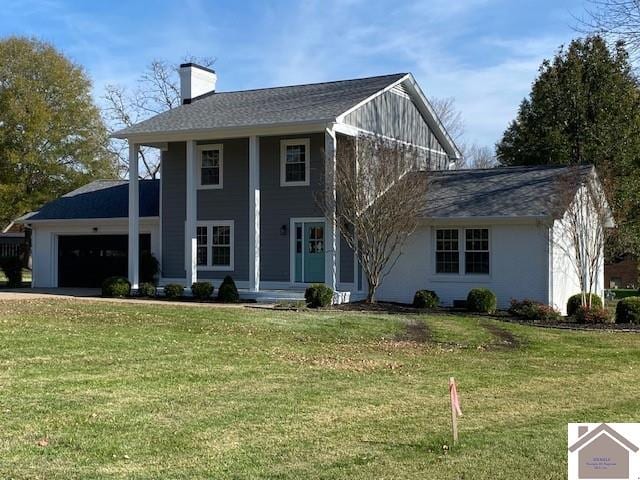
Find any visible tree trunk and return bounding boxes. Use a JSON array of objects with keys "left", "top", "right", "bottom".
[{"left": 366, "top": 280, "right": 377, "bottom": 304}]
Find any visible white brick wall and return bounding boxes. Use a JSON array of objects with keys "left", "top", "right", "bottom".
[{"left": 377, "top": 221, "right": 551, "bottom": 308}]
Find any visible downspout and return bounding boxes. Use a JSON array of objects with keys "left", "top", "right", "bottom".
[{"left": 548, "top": 222, "right": 554, "bottom": 309}]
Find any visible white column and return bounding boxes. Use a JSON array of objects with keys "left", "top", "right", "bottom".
[
  {"left": 324, "top": 127, "right": 337, "bottom": 292},
  {"left": 185, "top": 140, "right": 198, "bottom": 286},
  {"left": 128, "top": 143, "right": 140, "bottom": 290},
  {"left": 248, "top": 136, "right": 260, "bottom": 292}
]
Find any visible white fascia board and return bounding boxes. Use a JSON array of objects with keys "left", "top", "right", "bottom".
[
  {"left": 23, "top": 217, "right": 160, "bottom": 226},
  {"left": 335, "top": 74, "right": 411, "bottom": 123},
  {"left": 401, "top": 75, "right": 462, "bottom": 161},
  {"left": 112, "top": 120, "right": 331, "bottom": 143},
  {"left": 420, "top": 215, "right": 550, "bottom": 226}
]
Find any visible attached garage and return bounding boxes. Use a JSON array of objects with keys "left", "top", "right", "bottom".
[
  {"left": 17, "top": 179, "right": 160, "bottom": 288},
  {"left": 57, "top": 234, "right": 151, "bottom": 287}
]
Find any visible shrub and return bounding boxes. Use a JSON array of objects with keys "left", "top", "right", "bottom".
[
  {"left": 191, "top": 281, "right": 214, "bottom": 300},
  {"left": 164, "top": 283, "right": 184, "bottom": 299},
  {"left": 575, "top": 306, "right": 611, "bottom": 324},
  {"left": 615, "top": 297, "right": 640, "bottom": 324},
  {"left": 0, "top": 256, "right": 22, "bottom": 287},
  {"left": 304, "top": 284, "right": 334, "bottom": 308},
  {"left": 413, "top": 290, "right": 439, "bottom": 309},
  {"left": 101, "top": 276, "right": 131, "bottom": 298},
  {"left": 466, "top": 288, "right": 497, "bottom": 313},
  {"left": 138, "top": 282, "right": 156, "bottom": 298},
  {"left": 567, "top": 293, "right": 603, "bottom": 317},
  {"left": 508, "top": 299, "right": 561, "bottom": 322},
  {"left": 217, "top": 276, "right": 240, "bottom": 303},
  {"left": 140, "top": 252, "right": 160, "bottom": 284}
]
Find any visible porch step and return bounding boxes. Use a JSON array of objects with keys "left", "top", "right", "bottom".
[{"left": 240, "top": 289, "right": 306, "bottom": 304}]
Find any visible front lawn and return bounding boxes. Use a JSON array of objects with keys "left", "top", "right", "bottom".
[{"left": 0, "top": 300, "right": 638, "bottom": 479}]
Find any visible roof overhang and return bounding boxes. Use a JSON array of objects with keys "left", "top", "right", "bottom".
[
  {"left": 112, "top": 120, "right": 331, "bottom": 146},
  {"left": 418, "top": 215, "right": 550, "bottom": 225},
  {"left": 17, "top": 216, "right": 160, "bottom": 226},
  {"left": 335, "top": 73, "right": 462, "bottom": 161}
]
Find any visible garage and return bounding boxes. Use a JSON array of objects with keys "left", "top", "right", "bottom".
[{"left": 58, "top": 234, "right": 151, "bottom": 288}]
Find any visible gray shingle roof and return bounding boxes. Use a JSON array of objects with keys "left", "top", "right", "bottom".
[
  {"left": 416, "top": 165, "right": 594, "bottom": 218},
  {"left": 20, "top": 180, "right": 159, "bottom": 221},
  {"left": 114, "top": 73, "right": 407, "bottom": 137}
]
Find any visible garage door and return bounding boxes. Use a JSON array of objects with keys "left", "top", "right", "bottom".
[{"left": 58, "top": 234, "right": 151, "bottom": 288}]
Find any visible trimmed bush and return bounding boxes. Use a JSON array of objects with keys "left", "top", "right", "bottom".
[
  {"left": 615, "top": 297, "right": 640, "bottom": 324},
  {"left": 413, "top": 290, "right": 439, "bottom": 309},
  {"left": 164, "top": 283, "right": 184, "bottom": 299},
  {"left": 466, "top": 288, "right": 497, "bottom": 313},
  {"left": 191, "top": 281, "right": 214, "bottom": 300},
  {"left": 567, "top": 293, "right": 603, "bottom": 317},
  {"left": 138, "top": 282, "right": 157, "bottom": 298},
  {"left": 509, "top": 299, "right": 560, "bottom": 322},
  {"left": 575, "top": 305, "right": 611, "bottom": 324},
  {"left": 102, "top": 276, "right": 131, "bottom": 298},
  {"left": 217, "top": 276, "right": 240, "bottom": 303},
  {"left": 140, "top": 252, "right": 160, "bottom": 284},
  {"left": 0, "top": 256, "right": 22, "bottom": 287},
  {"left": 305, "top": 284, "right": 334, "bottom": 308}
]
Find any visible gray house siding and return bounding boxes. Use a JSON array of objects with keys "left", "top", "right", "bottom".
[
  {"left": 196, "top": 138, "right": 249, "bottom": 281},
  {"left": 344, "top": 88, "right": 449, "bottom": 169},
  {"left": 161, "top": 139, "right": 249, "bottom": 281},
  {"left": 161, "top": 142, "right": 186, "bottom": 278},
  {"left": 339, "top": 235, "right": 354, "bottom": 283},
  {"left": 259, "top": 132, "right": 325, "bottom": 282}
]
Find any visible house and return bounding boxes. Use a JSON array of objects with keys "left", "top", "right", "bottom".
[
  {"left": 0, "top": 222, "right": 26, "bottom": 259},
  {"left": 605, "top": 254, "right": 638, "bottom": 289},
  {"left": 17, "top": 64, "right": 609, "bottom": 310},
  {"left": 569, "top": 424, "right": 639, "bottom": 479}
]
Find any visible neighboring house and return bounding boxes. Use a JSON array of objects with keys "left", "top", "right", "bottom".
[
  {"left": 605, "top": 254, "right": 638, "bottom": 289},
  {"left": 17, "top": 64, "right": 610, "bottom": 310},
  {"left": 0, "top": 222, "right": 26, "bottom": 259},
  {"left": 569, "top": 424, "right": 638, "bottom": 479}
]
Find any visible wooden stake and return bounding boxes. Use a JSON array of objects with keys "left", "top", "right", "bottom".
[{"left": 449, "top": 377, "right": 459, "bottom": 445}]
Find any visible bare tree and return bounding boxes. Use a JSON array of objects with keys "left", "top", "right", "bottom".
[
  {"left": 103, "top": 57, "right": 215, "bottom": 179},
  {"left": 577, "top": 1, "right": 640, "bottom": 62},
  {"left": 429, "top": 96, "right": 467, "bottom": 167},
  {"left": 318, "top": 134, "right": 429, "bottom": 303},
  {"left": 466, "top": 145, "right": 496, "bottom": 169},
  {"left": 553, "top": 167, "right": 612, "bottom": 309}
]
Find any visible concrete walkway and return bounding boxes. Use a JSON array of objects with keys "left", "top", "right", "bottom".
[{"left": 0, "top": 288, "right": 266, "bottom": 308}]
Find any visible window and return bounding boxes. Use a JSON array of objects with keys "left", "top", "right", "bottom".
[
  {"left": 195, "top": 221, "right": 234, "bottom": 270},
  {"left": 212, "top": 225, "right": 231, "bottom": 268},
  {"left": 280, "top": 138, "right": 310, "bottom": 186},
  {"left": 196, "top": 226, "right": 208, "bottom": 266},
  {"left": 436, "top": 229, "right": 459, "bottom": 273},
  {"left": 198, "top": 144, "right": 223, "bottom": 188},
  {"left": 465, "top": 229, "right": 489, "bottom": 274}
]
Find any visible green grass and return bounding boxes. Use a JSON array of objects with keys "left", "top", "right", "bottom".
[
  {"left": 0, "top": 300, "right": 639, "bottom": 479},
  {"left": 0, "top": 268, "right": 32, "bottom": 287}
]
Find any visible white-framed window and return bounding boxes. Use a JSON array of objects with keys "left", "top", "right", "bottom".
[
  {"left": 464, "top": 228, "right": 489, "bottom": 274},
  {"left": 280, "top": 138, "right": 310, "bottom": 186},
  {"left": 435, "top": 229, "right": 459, "bottom": 274},
  {"left": 197, "top": 144, "right": 223, "bottom": 189},
  {"left": 196, "top": 221, "right": 234, "bottom": 271},
  {"left": 435, "top": 227, "right": 490, "bottom": 275}
]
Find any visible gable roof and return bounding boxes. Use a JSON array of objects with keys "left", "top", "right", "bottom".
[
  {"left": 17, "top": 180, "right": 159, "bottom": 222},
  {"left": 569, "top": 424, "right": 639, "bottom": 453},
  {"left": 113, "top": 73, "right": 408, "bottom": 138},
  {"left": 413, "top": 164, "right": 596, "bottom": 219}
]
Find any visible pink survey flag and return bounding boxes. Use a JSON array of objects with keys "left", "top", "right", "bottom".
[{"left": 449, "top": 377, "right": 463, "bottom": 417}]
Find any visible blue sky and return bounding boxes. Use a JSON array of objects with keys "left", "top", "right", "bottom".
[{"left": 0, "top": 0, "right": 587, "bottom": 148}]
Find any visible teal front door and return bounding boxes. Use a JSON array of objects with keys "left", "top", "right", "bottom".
[{"left": 294, "top": 221, "right": 325, "bottom": 283}]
